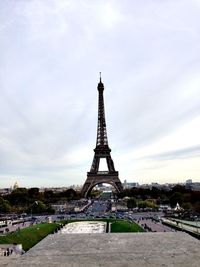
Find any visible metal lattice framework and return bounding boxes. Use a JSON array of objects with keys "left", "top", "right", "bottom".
[
  {"left": 96, "top": 78, "right": 108, "bottom": 147},
  {"left": 81, "top": 76, "right": 123, "bottom": 198}
]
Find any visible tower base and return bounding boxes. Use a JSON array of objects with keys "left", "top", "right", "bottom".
[{"left": 81, "top": 171, "right": 123, "bottom": 198}]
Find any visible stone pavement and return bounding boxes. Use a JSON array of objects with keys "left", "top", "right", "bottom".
[
  {"left": 0, "top": 255, "right": 19, "bottom": 267},
  {"left": 138, "top": 219, "right": 175, "bottom": 232},
  {"left": 0, "top": 244, "right": 23, "bottom": 266},
  {"left": 61, "top": 221, "right": 106, "bottom": 233},
  {"left": 5, "top": 232, "right": 200, "bottom": 267},
  {"left": 0, "top": 221, "right": 34, "bottom": 234}
]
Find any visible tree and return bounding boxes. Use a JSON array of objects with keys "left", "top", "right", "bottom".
[
  {"left": 171, "top": 185, "right": 187, "bottom": 194},
  {"left": 46, "top": 205, "right": 55, "bottom": 214},
  {"left": 6, "top": 188, "right": 28, "bottom": 206},
  {"left": 27, "top": 201, "right": 46, "bottom": 214},
  {"left": 169, "top": 192, "right": 183, "bottom": 208},
  {"left": 62, "top": 188, "right": 77, "bottom": 199},
  {"left": 127, "top": 197, "right": 137, "bottom": 210},
  {"left": 137, "top": 200, "right": 158, "bottom": 210},
  {"left": 193, "top": 201, "right": 200, "bottom": 213},
  {"left": 138, "top": 201, "right": 147, "bottom": 209},
  {"left": 26, "top": 200, "right": 55, "bottom": 215},
  {"left": 28, "top": 188, "right": 39, "bottom": 198},
  {"left": 182, "top": 202, "right": 192, "bottom": 210},
  {"left": 44, "top": 190, "right": 54, "bottom": 201},
  {"left": 88, "top": 189, "right": 101, "bottom": 199},
  {"left": 145, "top": 200, "right": 159, "bottom": 210},
  {"left": 151, "top": 187, "right": 160, "bottom": 198},
  {"left": 0, "top": 197, "right": 12, "bottom": 213}
]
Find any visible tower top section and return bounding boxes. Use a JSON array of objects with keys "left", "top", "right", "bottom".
[
  {"left": 98, "top": 72, "right": 104, "bottom": 91},
  {"left": 95, "top": 76, "right": 109, "bottom": 149}
]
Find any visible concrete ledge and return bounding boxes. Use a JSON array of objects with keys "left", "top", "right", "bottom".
[{"left": 7, "top": 232, "right": 200, "bottom": 267}]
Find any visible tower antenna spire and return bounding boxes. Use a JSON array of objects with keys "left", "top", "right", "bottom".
[{"left": 99, "top": 72, "right": 101, "bottom": 82}]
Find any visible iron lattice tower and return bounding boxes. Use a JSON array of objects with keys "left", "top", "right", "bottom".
[{"left": 81, "top": 76, "right": 123, "bottom": 197}]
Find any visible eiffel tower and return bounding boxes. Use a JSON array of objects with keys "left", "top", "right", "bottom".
[{"left": 81, "top": 75, "right": 123, "bottom": 198}]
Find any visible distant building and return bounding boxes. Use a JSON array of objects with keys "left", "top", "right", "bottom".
[
  {"left": 186, "top": 179, "right": 192, "bottom": 184},
  {"left": 185, "top": 179, "right": 193, "bottom": 189},
  {"left": 95, "top": 184, "right": 113, "bottom": 191},
  {"left": 123, "top": 180, "right": 139, "bottom": 189},
  {"left": 13, "top": 181, "right": 19, "bottom": 190},
  {"left": 0, "top": 187, "right": 12, "bottom": 195},
  {"left": 140, "top": 184, "right": 151, "bottom": 189},
  {"left": 185, "top": 179, "right": 200, "bottom": 190},
  {"left": 151, "top": 183, "right": 161, "bottom": 188},
  {"left": 191, "top": 182, "right": 200, "bottom": 191}
]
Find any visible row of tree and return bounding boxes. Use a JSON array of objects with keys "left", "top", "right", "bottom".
[
  {"left": 0, "top": 184, "right": 200, "bottom": 214},
  {"left": 127, "top": 197, "right": 159, "bottom": 210},
  {"left": 119, "top": 185, "right": 200, "bottom": 213},
  {"left": 0, "top": 187, "right": 79, "bottom": 214}
]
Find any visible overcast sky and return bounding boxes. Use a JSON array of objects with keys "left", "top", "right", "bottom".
[{"left": 0, "top": 0, "right": 200, "bottom": 188}]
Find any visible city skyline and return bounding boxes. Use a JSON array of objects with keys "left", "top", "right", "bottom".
[{"left": 0, "top": 0, "right": 200, "bottom": 188}]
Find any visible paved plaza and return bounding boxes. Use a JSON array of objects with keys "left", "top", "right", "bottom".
[
  {"left": 61, "top": 221, "right": 106, "bottom": 234},
  {"left": 138, "top": 218, "right": 176, "bottom": 232},
  {"left": 4, "top": 232, "right": 200, "bottom": 267}
]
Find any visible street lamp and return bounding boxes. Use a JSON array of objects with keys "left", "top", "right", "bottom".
[{"left": 31, "top": 201, "right": 38, "bottom": 220}]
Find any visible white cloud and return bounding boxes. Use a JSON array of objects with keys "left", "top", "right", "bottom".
[{"left": 0, "top": 0, "right": 200, "bottom": 187}]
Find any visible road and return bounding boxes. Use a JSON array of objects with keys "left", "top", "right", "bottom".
[{"left": 0, "top": 198, "right": 182, "bottom": 234}]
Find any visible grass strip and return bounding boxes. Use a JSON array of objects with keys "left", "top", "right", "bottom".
[
  {"left": 110, "top": 220, "right": 144, "bottom": 233},
  {"left": 0, "top": 223, "right": 59, "bottom": 251}
]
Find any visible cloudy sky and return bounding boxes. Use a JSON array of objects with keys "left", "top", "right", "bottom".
[{"left": 0, "top": 0, "right": 200, "bottom": 188}]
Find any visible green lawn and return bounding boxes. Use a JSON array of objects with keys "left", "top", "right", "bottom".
[
  {"left": 110, "top": 220, "right": 144, "bottom": 233},
  {"left": 0, "top": 223, "right": 59, "bottom": 251}
]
